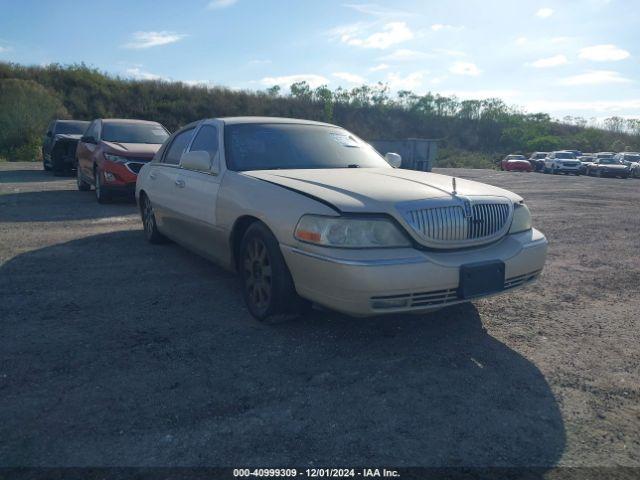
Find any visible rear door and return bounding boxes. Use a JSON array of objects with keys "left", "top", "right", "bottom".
[
  {"left": 145, "top": 127, "right": 196, "bottom": 238},
  {"left": 172, "top": 121, "right": 226, "bottom": 262}
]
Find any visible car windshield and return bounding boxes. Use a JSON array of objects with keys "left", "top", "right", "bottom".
[
  {"left": 599, "top": 159, "right": 620, "bottom": 165},
  {"left": 597, "top": 153, "right": 613, "bottom": 158},
  {"left": 535, "top": 153, "right": 547, "bottom": 158},
  {"left": 55, "top": 121, "right": 89, "bottom": 135},
  {"left": 224, "top": 123, "right": 391, "bottom": 171},
  {"left": 507, "top": 155, "right": 525, "bottom": 159},
  {"left": 101, "top": 123, "right": 169, "bottom": 144},
  {"left": 623, "top": 154, "right": 640, "bottom": 161},
  {"left": 555, "top": 152, "right": 575, "bottom": 159}
]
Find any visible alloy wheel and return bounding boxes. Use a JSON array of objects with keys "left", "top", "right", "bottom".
[
  {"left": 143, "top": 196, "right": 155, "bottom": 238},
  {"left": 243, "top": 237, "right": 272, "bottom": 314}
]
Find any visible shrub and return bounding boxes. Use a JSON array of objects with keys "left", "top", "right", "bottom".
[{"left": 0, "top": 78, "right": 67, "bottom": 161}]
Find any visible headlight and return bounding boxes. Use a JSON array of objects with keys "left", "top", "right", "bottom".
[
  {"left": 509, "top": 203, "right": 532, "bottom": 234},
  {"left": 104, "top": 153, "right": 129, "bottom": 163},
  {"left": 294, "top": 215, "right": 411, "bottom": 248}
]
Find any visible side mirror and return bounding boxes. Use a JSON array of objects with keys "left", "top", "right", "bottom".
[
  {"left": 180, "top": 150, "right": 212, "bottom": 173},
  {"left": 385, "top": 152, "right": 402, "bottom": 168}
]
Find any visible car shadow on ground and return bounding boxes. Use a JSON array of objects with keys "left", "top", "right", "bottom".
[
  {"left": 0, "top": 230, "right": 565, "bottom": 468},
  {"left": 0, "top": 168, "right": 71, "bottom": 184},
  {"left": 0, "top": 189, "right": 137, "bottom": 222}
]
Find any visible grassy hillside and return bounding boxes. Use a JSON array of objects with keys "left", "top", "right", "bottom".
[{"left": 1, "top": 62, "right": 638, "bottom": 165}]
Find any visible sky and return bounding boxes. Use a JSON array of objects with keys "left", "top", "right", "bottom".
[{"left": 1, "top": 0, "right": 639, "bottom": 120}]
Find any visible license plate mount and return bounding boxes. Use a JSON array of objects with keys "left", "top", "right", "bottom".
[{"left": 458, "top": 261, "right": 505, "bottom": 299}]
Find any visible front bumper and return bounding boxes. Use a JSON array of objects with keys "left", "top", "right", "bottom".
[{"left": 281, "top": 229, "right": 548, "bottom": 316}]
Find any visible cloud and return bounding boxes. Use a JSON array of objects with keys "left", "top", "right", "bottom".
[
  {"left": 333, "top": 21, "right": 413, "bottom": 49},
  {"left": 333, "top": 72, "right": 367, "bottom": 84},
  {"left": 558, "top": 70, "right": 631, "bottom": 86},
  {"left": 247, "top": 59, "right": 272, "bottom": 66},
  {"left": 528, "top": 54, "right": 568, "bottom": 68},
  {"left": 578, "top": 44, "right": 630, "bottom": 61},
  {"left": 515, "top": 37, "right": 528, "bottom": 46},
  {"left": 369, "top": 63, "right": 390, "bottom": 72},
  {"left": 207, "top": 0, "right": 237, "bottom": 9},
  {"left": 431, "top": 23, "right": 463, "bottom": 32},
  {"left": 522, "top": 99, "right": 640, "bottom": 114},
  {"left": 123, "top": 31, "right": 186, "bottom": 49},
  {"left": 125, "top": 67, "right": 166, "bottom": 81},
  {"left": 535, "top": 7, "right": 554, "bottom": 18},
  {"left": 449, "top": 61, "right": 481, "bottom": 76},
  {"left": 379, "top": 48, "right": 433, "bottom": 61},
  {"left": 386, "top": 71, "right": 425, "bottom": 91},
  {"left": 439, "top": 89, "right": 521, "bottom": 100},
  {"left": 342, "top": 3, "right": 409, "bottom": 17},
  {"left": 0, "top": 46, "right": 11, "bottom": 53},
  {"left": 260, "top": 74, "right": 329, "bottom": 89},
  {"left": 433, "top": 48, "right": 466, "bottom": 57}
]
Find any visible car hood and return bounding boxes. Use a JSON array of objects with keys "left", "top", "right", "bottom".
[
  {"left": 102, "top": 141, "right": 162, "bottom": 157},
  {"left": 244, "top": 168, "right": 521, "bottom": 213},
  {"left": 508, "top": 160, "right": 530, "bottom": 165},
  {"left": 599, "top": 164, "right": 627, "bottom": 169}
]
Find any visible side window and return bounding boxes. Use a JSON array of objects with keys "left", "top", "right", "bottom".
[
  {"left": 189, "top": 125, "right": 219, "bottom": 159},
  {"left": 163, "top": 128, "right": 194, "bottom": 165}
]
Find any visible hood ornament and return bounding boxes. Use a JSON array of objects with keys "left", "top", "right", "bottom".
[{"left": 452, "top": 177, "right": 457, "bottom": 196}]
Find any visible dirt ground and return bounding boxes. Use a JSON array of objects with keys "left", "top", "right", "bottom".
[{"left": 1, "top": 162, "right": 638, "bottom": 468}]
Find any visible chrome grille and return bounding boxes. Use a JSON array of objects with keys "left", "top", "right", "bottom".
[{"left": 400, "top": 198, "right": 512, "bottom": 248}]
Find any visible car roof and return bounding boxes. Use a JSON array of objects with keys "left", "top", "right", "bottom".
[
  {"left": 56, "top": 119, "right": 89, "bottom": 124},
  {"left": 218, "top": 116, "right": 337, "bottom": 127},
  {"left": 100, "top": 118, "right": 163, "bottom": 125}
]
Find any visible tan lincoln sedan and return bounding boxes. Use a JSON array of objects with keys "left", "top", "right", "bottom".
[{"left": 136, "top": 117, "right": 547, "bottom": 320}]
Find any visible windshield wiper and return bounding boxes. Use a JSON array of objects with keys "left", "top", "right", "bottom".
[{"left": 347, "top": 164, "right": 360, "bottom": 168}]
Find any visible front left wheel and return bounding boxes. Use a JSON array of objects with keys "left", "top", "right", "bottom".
[
  {"left": 141, "top": 194, "right": 167, "bottom": 244},
  {"left": 239, "top": 222, "right": 310, "bottom": 321}
]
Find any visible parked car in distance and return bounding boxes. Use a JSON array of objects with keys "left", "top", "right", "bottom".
[
  {"left": 136, "top": 117, "right": 548, "bottom": 321},
  {"left": 76, "top": 119, "right": 169, "bottom": 203},
  {"left": 586, "top": 158, "right": 630, "bottom": 178},
  {"left": 577, "top": 155, "right": 595, "bottom": 174},
  {"left": 562, "top": 149, "right": 583, "bottom": 158},
  {"left": 42, "top": 119, "right": 90, "bottom": 175},
  {"left": 500, "top": 154, "right": 531, "bottom": 171},
  {"left": 528, "top": 152, "right": 548, "bottom": 172},
  {"left": 504, "top": 157, "right": 533, "bottom": 172},
  {"left": 614, "top": 152, "right": 640, "bottom": 178},
  {"left": 595, "top": 151, "right": 615, "bottom": 159},
  {"left": 544, "top": 151, "right": 581, "bottom": 175}
]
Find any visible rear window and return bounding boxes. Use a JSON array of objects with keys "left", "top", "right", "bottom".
[
  {"left": 55, "top": 121, "right": 89, "bottom": 135},
  {"left": 555, "top": 152, "right": 575, "bottom": 159},
  {"left": 102, "top": 123, "right": 169, "bottom": 144}
]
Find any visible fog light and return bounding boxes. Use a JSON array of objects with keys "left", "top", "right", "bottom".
[
  {"left": 371, "top": 297, "right": 410, "bottom": 309},
  {"left": 103, "top": 171, "right": 116, "bottom": 182}
]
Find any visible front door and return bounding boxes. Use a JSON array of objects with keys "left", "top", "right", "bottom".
[{"left": 172, "top": 124, "right": 225, "bottom": 263}]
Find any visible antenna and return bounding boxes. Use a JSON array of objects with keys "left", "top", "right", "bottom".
[{"left": 452, "top": 177, "right": 457, "bottom": 195}]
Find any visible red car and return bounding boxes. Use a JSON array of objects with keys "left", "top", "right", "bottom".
[
  {"left": 76, "top": 119, "right": 169, "bottom": 202},
  {"left": 501, "top": 154, "right": 533, "bottom": 172}
]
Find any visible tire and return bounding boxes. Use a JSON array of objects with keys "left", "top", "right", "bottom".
[
  {"left": 43, "top": 159, "right": 52, "bottom": 172},
  {"left": 76, "top": 166, "right": 91, "bottom": 191},
  {"left": 95, "top": 169, "right": 111, "bottom": 204},
  {"left": 239, "top": 222, "right": 310, "bottom": 321},
  {"left": 140, "top": 193, "right": 167, "bottom": 244}
]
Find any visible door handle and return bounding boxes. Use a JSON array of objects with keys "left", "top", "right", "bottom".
[
  {"left": 175, "top": 179, "right": 185, "bottom": 188},
  {"left": 149, "top": 172, "right": 157, "bottom": 180}
]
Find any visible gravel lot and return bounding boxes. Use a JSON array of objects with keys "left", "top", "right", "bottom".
[{"left": 1, "top": 162, "right": 639, "bottom": 468}]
